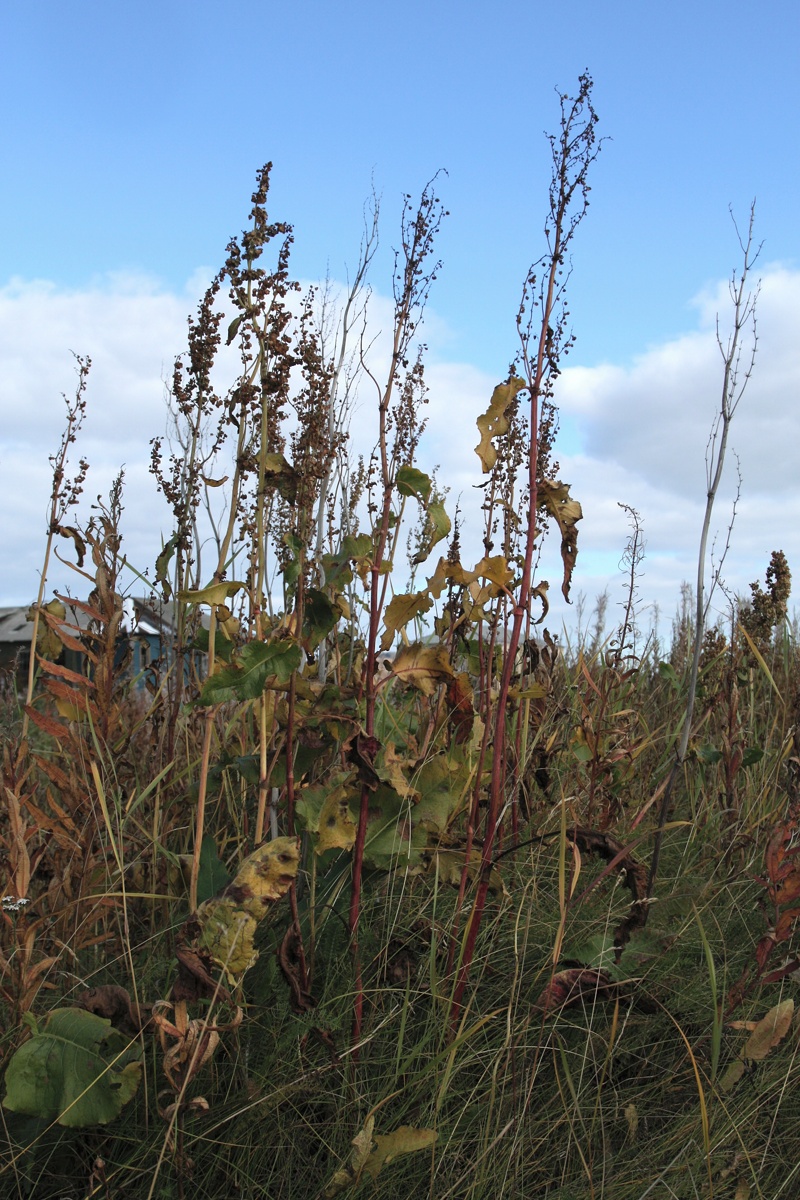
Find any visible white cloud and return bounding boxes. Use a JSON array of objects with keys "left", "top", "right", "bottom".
[{"left": 1, "top": 267, "right": 799, "bottom": 647}]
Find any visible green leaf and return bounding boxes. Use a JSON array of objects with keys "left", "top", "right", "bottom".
[
  {"left": 741, "top": 747, "right": 764, "bottom": 768},
  {"left": 197, "top": 834, "right": 232, "bottom": 906},
  {"left": 413, "top": 754, "right": 465, "bottom": 834},
  {"left": 697, "top": 745, "right": 723, "bottom": 765},
  {"left": 396, "top": 466, "right": 432, "bottom": 504},
  {"left": 412, "top": 499, "right": 452, "bottom": 566},
  {"left": 3, "top": 1008, "right": 142, "bottom": 1128},
  {"left": 192, "top": 626, "right": 236, "bottom": 663},
  {"left": 363, "top": 786, "right": 426, "bottom": 869},
  {"left": 200, "top": 640, "right": 302, "bottom": 704},
  {"left": 304, "top": 588, "right": 339, "bottom": 650},
  {"left": 657, "top": 661, "right": 679, "bottom": 687}
]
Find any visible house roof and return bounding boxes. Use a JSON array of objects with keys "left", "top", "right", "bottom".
[
  {"left": 0, "top": 607, "right": 34, "bottom": 644},
  {"left": 0, "top": 597, "right": 204, "bottom": 645}
]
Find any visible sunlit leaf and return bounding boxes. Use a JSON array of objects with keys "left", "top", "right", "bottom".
[
  {"left": 475, "top": 377, "right": 526, "bottom": 473},
  {"left": 179, "top": 580, "right": 246, "bottom": 607}
]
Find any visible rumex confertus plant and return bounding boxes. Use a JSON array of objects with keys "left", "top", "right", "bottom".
[{"left": 449, "top": 72, "right": 600, "bottom": 1024}]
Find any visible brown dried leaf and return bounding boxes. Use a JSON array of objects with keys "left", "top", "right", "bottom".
[
  {"left": 391, "top": 643, "right": 455, "bottom": 696},
  {"left": 534, "top": 967, "right": 617, "bottom": 1014},
  {"left": 744, "top": 999, "right": 794, "bottom": 1061}
]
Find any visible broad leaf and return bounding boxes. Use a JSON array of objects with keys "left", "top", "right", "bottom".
[
  {"left": 200, "top": 640, "right": 302, "bottom": 704},
  {"left": 396, "top": 465, "right": 432, "bottom": 503},
  {"left": 304, "top": 588, "right": 339, "bottom": 650},
  {"left": 391, "top": 643, "right": 455, "bottom": 696},
  {"left": 414, "top": 754, "right": 465, "bottom": 833},
  {"left": 380, "top": 591, "right": 434, "bottom": 652},
  {"left": 325, "top": 1118, "right": 436, "bottom": 1194},
  {"left": 3, "top": 1008, "right": 142, "bottom": 1128},
  {"left": 179, "top": 580, "right": 246, "bottom": 607},
  {"left": 744, "top": 999, "right": 794, "bottom": 1061},
  {"left": 192, "top": 836, "right": 300, "bottom": 984}
]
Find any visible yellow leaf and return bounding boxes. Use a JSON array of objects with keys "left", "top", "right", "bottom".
[
  {"left": 380, "top": 590, "right": 434, "bottom": 652},
  {"left": 215, "top": 604, "right": 240, "bottom": 641},
  {"left": 623, "top": 1102, "right": 638, "bottom": 1140},
  {"left": 538, "top": 479, "right": 583, "bottom": 602},
  {"left": 377, "top": 744, "right": 421, "bottom": 802},
  {"left": 363, "top": 1125, "right": 437, "bottom": 1181},
  {"left": 719, "top": 1058, "right": 746, "bottom": 1093},
  {"left": 391, "top": 643, "right": 455, "bottom": 696},
  {"left": 194, "top": 837, "right": 300, "bottom": 983},
  {"left": 316, "top": 786, "right": 357, "bottom": 855},
  {"left": 475, "top": 377, "right": 526, "bottom": 473},
  {"left": 324, "top": 1116, "right": 375, "bottom": 1196},
  {"left": 179, "top": 580, "right": 246, "bottom": 607},
  {"left": 425, "top": 848, "right": 507, "bottom": 896}
]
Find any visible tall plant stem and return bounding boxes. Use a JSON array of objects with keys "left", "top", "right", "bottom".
[
  {"left": 450, "top": 76, "right": 599, "bottom": 1026},
  {"left": 648, "top": 205, "right": 760, "bottom": 895},
  {"left": 349, "top": 180, "right": 445, "bottom": 1047},
  {"left": 23, "top": 357, "right": 90, "bottom": 741}
]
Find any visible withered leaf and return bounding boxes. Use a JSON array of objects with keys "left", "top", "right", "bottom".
[
  {"left": 475, "top": 377, "right": 526, "bottom": 473},
  {"left": 391, "top": 643, "right": 455, "bottom": 696},
  {"left": 534, "top": 967, "right": 617, "bottom": 1014},
  {"left": 179, "top": 837, "right": 300, "bottom": 987},
  {"left": 538, "top": 479, "right": 583, "bottom": 602},
  {"left": 743, "top": 998, "right": 794, "bottom": 1061}
]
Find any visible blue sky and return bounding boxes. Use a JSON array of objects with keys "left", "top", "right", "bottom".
[{"left": 2, "top": 0, "right": 799, "bottom": 630}]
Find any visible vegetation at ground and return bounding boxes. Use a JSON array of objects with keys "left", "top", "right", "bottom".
[{"left": 2, "top": 76, "right": 800, "bottom": 1199}]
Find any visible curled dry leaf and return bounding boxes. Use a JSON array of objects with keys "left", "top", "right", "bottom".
[
  {"left": 534, "top": 967, "right": 618, "bottom": 1014},
  {"left": 538, "top": 479, "right": 583, "bottom": 602},
  {"left": 474, "top": 377, "right": 527, "bottom": 473}
]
